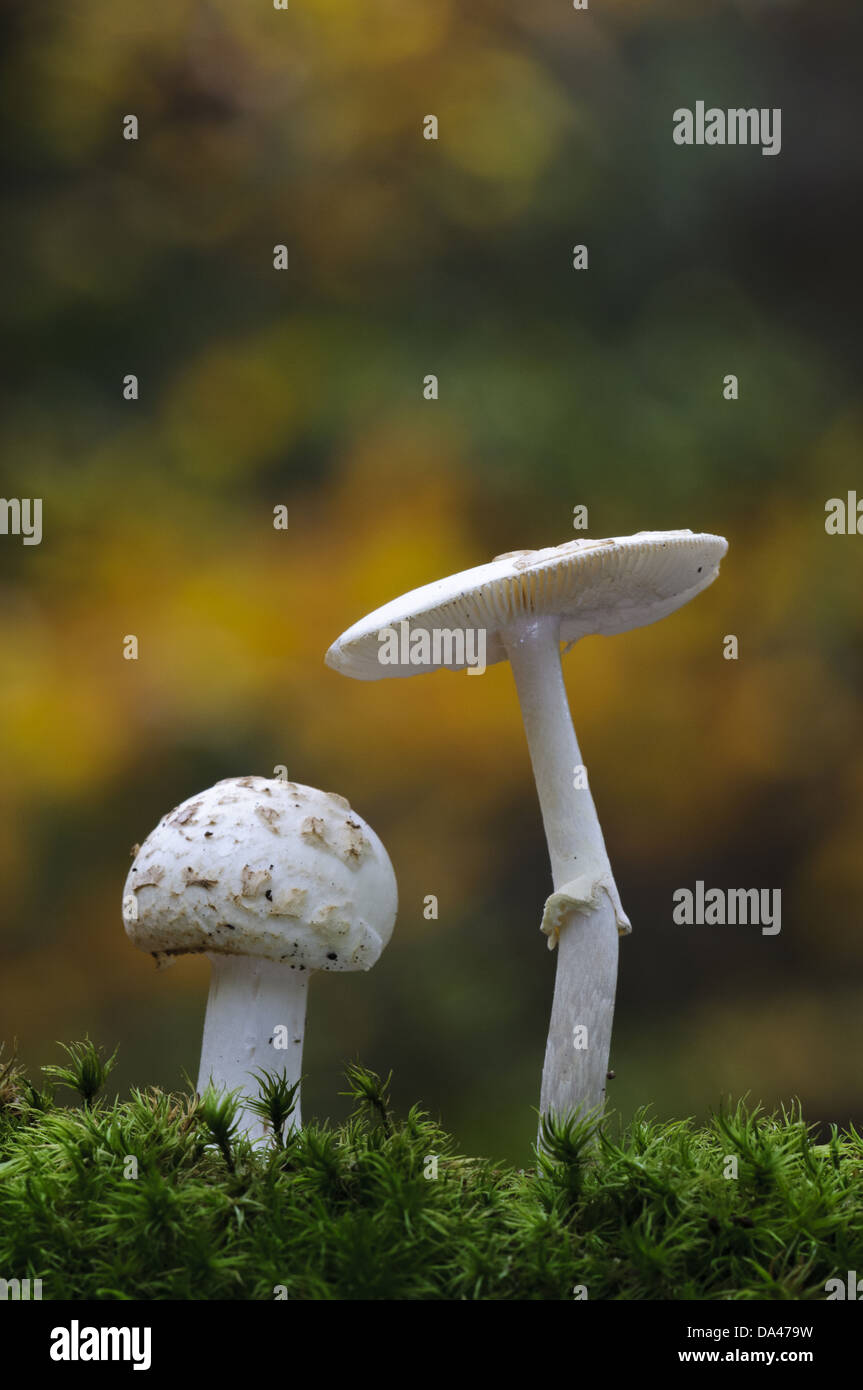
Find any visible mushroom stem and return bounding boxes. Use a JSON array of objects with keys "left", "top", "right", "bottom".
[
  {"left": 502, "top": 615, "right": 622, "bottom": 1123},
  {"left": 197, "top": 954, "right": 309, "bottom": 1142}
]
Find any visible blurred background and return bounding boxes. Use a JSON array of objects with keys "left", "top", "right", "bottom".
[{"left": 1, "top": 0, "right": 861, "bottom": 1162}]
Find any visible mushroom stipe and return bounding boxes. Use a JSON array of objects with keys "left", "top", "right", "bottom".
[
  {"left": 326, "top": 531, "right": 728, "bottom": 1123},
  {"left": 123, "top": 777, "right": 397, "bottom": 1142}
]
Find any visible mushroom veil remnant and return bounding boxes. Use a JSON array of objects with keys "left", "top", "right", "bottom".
[
  {"left": 123, "top": 776, "right": 397, "bottom": 1140},
  {"left": 326, "top": 531, "right": 727, "bottom": 1121}
]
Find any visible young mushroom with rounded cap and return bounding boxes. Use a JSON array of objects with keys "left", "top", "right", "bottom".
[
  {"left": 326, "top": 531, "right": 727, "bottom": 1123},
  {"left": 123, "top": 775, "right": 397, "bottom": 1141}
]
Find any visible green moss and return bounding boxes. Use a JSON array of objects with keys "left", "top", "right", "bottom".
[{"left": 1, "top": 1042, "right": 861, "bottom": 1300}]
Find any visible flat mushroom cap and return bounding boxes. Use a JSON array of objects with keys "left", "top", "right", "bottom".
[
  {"left": 122, "top": 776, "right": 397, "bottom": 973},
  {"left": 325, "top": 531, "right": 728, "bottom": 680}
]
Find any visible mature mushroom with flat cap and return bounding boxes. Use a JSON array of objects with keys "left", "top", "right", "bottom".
[
  {"left": 123, "top": 775, "right": 397, "bottom": 1140},
  {"left": 326, "top": 531, "right": 727, "bottom": 1121}
]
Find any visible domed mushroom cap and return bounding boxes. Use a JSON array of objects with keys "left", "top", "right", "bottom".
[
  {"left": 325, "top": 531, "right": 728, "bottom": 680},
  {"left": 122, "top": 777, "right": 397, "bottom": 973}
]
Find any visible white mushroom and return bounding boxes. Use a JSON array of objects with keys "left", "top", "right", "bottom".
[
  {"left": 325, "top": 531, "right": 727, "bottom": 1121},
  {"left": 122, "top": 776, "right": 397, "bottom": 1140}
]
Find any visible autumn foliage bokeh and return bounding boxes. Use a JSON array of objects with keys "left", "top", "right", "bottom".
[{"left": 1, "top": 1, "right": 861, "bottom": 1157}]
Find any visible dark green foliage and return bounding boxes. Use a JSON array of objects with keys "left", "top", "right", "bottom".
[
  {"left": 341, "top": 1062, "right": 393, "bottom": 1138},
  {"left": 197, "top": 1085, "right": 241, "bottom": 1173},
  {"left": 245, "top": 1071, "right": 301, "bottom": 1148},
  {"left": 42, "top": 1038, "right": 117, "bottom": 1108},
  {"left": 1, "top": 1044, "right": 862, "bottom": 1300}
]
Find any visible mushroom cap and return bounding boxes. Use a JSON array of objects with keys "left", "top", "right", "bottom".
[
  {"left": 325, "top": 531, "right": 728, "bottom": 679},
  {"left": 122, "top": 776, "right": 397, "bottom": 972}
]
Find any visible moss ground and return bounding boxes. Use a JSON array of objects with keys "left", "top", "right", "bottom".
[{"left": 1, "top": 1042, "right": 861, "bottom": 1300}]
